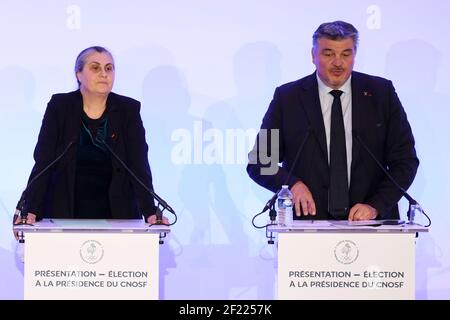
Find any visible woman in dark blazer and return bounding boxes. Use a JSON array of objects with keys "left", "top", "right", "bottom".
[{"left": 15, "top": 46, "right": 166, "bottom": 225}]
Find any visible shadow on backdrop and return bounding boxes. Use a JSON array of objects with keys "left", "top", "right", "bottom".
[
  {"left": 0, "top": 66, "right": 39, "bottom": 299},
  {"left": 202, "top": 42, "right": 283, "bottom": 298},
  {"left": 142, "top": 64, "right": 275, "bottom": 298},
  {"left": 386, "top": 39, "right": 445, "bottom": 299}
]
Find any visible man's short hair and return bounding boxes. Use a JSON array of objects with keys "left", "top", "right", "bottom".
[{"left": 313, "top": 21, "right": 359, "bottom": 50}]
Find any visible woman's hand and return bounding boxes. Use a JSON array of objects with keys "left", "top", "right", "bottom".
[
  {"left": 13, "top": 211, "right": 37, "bottom": 240},
  {"left": 147, "top": 214, "right": 169, "bottom": 225}
]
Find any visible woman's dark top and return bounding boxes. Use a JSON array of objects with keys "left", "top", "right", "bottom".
[
  {"left": 20, "top": 90, "right": 157, "bottom": 220},
  {"left": 73, "top": 109, "right": 112, "bottom": 219}
]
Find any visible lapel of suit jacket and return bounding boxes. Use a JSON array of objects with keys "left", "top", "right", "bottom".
[
  {"left": 65, "top": 90, "right": 83, "bottom": 215},
  {"left": 298, "top": 72, "right": 328, "bottom": 161},
  {"left": 67, "top": 90, "right": 83, "bottom": 143},
  {"left": 106, "top": 92, "right": 120, "bottom": 152},
  {"left": 350, "top": 71, "right": 371, "bottom": 180}
]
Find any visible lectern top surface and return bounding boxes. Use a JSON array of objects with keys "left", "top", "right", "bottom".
[
  {"left": 13, "top": 219, "right": 170, "bottom": 233},
  {"left": 268, "top": 219, "right": 428, "bottom": 233}
]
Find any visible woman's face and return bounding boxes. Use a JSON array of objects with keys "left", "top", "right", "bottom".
[{"left": 77, "top": 51, "right": 115, "bottom": 96}]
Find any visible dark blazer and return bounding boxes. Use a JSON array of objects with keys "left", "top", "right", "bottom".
[
  {"left": 247, "top": 71, "right": 419, "bottom": 219},
  {"left": 22, "top": 90, "right": 157, "bottom": 220}
]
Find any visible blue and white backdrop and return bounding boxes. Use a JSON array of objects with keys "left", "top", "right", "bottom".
[{"left": 0, "top": 1, "right": 448, "bottom": 299}]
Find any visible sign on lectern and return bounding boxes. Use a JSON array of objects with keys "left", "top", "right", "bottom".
[
  {"left": 269, "top": 220, "right": 428, "bottom": 300},
  {"left": 14, "top": 219, "right": 169, "bottom": 300}
]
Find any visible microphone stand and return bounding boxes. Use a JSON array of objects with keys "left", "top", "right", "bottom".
[
  {"left": 406, "top": 200, "right": 425, "bottom": 226},
  {"left": 354, "top": 133, "right": 431, "bottom": 227},
  {"left": 15, "top": 195, "right": 32, "bottom": 243},
  {"left": 251, "top": 128, "right": 312, "bottom": 244},
  {"left": 95, "top": 136, "right": 177, "bottom": 228},
  {"left": 267, "top": 203, "right": 277, "bottom": 244},
  {"left": 14, "top": 141, "right": 76, "bottom": 243}
]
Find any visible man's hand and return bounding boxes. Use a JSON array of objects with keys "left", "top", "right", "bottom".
[
  {"left": 348, "top": 203, "right": 378, "bottom": 221},
  {"left": 147, "top": 214, "right": 169, "bottom": 225},
  {"left": 291, "top": 181, "right": 316, "bottom": 216}
]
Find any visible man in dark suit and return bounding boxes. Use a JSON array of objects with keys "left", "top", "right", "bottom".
[{"left": 247, "top": 21, "right": 419, "bottom": 220}]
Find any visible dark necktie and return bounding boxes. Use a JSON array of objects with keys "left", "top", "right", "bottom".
[{"left": 329, "top": 90, "right": 349, "bottom": 219}]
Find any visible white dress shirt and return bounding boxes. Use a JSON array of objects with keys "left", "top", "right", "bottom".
[{"left": 316, "top": 74, "right": 352, "bottom": 185}]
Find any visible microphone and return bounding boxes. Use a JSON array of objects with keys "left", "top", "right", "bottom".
[
  {"left": 94, "top": 135, "right": 175, "bottom": 221},
  {"left": 262, "top": 128, "right": 311, "bottom": 222},
  {"left": 17, "top": 139, "right": 76, "bottom": 224},
  {"left": 13, "top": 139, "right": 76, "bottom": 243},
  {"left": 352, "top": 131, "right": 427, "bottom": 225}
]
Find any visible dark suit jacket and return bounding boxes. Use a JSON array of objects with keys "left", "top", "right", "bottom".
[
  {"left": 21, "top": 90, "right": 157, "bottom": 220},
  {"left": 247, "top": 71, "right": 419, "bottom": 219}
]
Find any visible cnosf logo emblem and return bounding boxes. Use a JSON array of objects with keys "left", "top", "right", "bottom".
[
  {"left": 80, "top": 240, "right": 104, "bottom": 264},
  {"left": 334, "top": 240, "right": 359, "bottom": 264}
]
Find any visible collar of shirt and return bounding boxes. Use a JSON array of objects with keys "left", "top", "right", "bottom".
[{"left": 316, "top": 73, "right": 352, "bottom": 110}]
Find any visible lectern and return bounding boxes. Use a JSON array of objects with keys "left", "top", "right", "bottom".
[
  {"left": 14, "top": 219, "right": 169, "bottom": 300},
  {"left": 269, "top": 220, "right": 428, "bottom": 300}
]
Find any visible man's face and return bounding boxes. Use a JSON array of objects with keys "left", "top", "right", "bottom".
[{"left": 312, "top": 37, "right": 356, "bottom": 89}]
